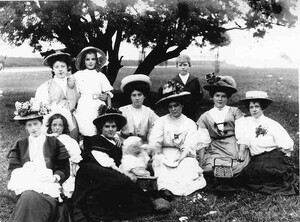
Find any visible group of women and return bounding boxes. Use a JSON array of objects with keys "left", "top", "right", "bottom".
[{"left": 7, "top": 47, "right": 299, "bottom": 222}]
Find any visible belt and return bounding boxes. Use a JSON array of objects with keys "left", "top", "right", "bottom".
[{"left": 80, "top": 93, "right": 101, "bottom": 100}]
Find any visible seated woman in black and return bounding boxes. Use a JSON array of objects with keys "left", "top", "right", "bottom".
[{"left": 71, "top": 105, "right": 165, "bottom": 221}]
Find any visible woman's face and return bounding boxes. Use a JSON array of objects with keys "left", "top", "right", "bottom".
[
  {"left": 168, "top": 101, "right": 183, "bottom": 118},
  {"left": 102, "top": 121, "right": 117, "bottom": 139},
  {"left": 213, "top": 92, "right": 228, "bottom": 108},
  {"left": 25, "top": 119, "right": 42, "bottom": 137},
  {"left": 50, "top": 118, "right": 64, "bottom": 135},
  {"left": 84, "top": 52, "right": 97, "bottom": 70},
  {"left": 249, "top": 101, "right": 263, "bottom": 118},
  {"left": 52, "top": 61, "right": 68, "bottom": 79},
  {"left": 131, "top": 90, "right": 145, "bottom": 109}
]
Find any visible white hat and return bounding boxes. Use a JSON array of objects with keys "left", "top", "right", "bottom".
[
  {"left": 120, "top": 74, "right": 152, "bottom": 94},
  {"left": 239, "top": 91, "right": 273, "bottom": 109}
]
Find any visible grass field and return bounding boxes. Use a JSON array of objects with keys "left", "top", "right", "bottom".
[{"left": 0, "top": 66, "right": 299, "bottom": 222}]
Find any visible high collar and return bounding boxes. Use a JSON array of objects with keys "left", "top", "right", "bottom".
[{"left": 213, "top": 105, "right": 229, "bottom": 112}]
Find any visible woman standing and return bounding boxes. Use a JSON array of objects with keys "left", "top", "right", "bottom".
[
  {"left": 72, "top": 46, "right": 113, "bottom": 149},
  {"left": 148, "top": 80, "right": 206, "bottom": 200},
  {"left": 196, "top": 73, "right": 250, "bottom": 177},
  {"left": 236, "top": 91, "right": 299, "bottom": 195},
  {"left": 71, "top": 105, "right": 166, "bottom": 221},
  {"left": 119, "top": 74, "right": 158, "bottom": 143},
  {"left": 35, "top": 50, "right": 80, "bottom": 141},
  {"left": 7, "top": 98, "right": 70, "bottom": 222}
]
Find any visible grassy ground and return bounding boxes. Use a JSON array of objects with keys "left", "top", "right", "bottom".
[{"left": 0, "top": 66, "right": 298, "bottom": 222}]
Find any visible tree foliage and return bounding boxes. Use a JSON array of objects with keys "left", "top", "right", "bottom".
[{"left": 0, "top": 0, "right": 297, "bottom": 83}]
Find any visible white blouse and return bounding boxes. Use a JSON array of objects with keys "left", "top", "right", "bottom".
[{"left": 235, "top": 114, "right": 294, "bottom": 156}]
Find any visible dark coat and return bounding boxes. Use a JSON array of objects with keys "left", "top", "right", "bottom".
[
  {"left": 7, "top": 136, "right": 70, "bottom": 183},
  {"left": 172, "top": 73, "right": 204, "bottom": 121}
]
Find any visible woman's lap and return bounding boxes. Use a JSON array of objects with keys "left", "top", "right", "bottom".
[{"left": 9, "top": 190, "right": 57, "bottom": 222}]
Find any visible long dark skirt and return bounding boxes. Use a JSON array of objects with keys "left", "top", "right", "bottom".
[
  {"left": 9, "top": 190, "right": 57, "bottom": 222},
  {"left": 71, "top": 162, "right": 154, "bottom": 221},
  {"left": 239, "top": 149, "right": 299, "bottom": 195}
]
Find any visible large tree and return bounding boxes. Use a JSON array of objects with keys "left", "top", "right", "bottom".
[{"left": 0, "top": 0, "right": 297, "bottom": 83}]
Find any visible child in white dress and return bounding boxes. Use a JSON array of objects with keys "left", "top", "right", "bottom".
[
  {"left": 72, "top": 46, "right": 113, "bottom": 149},
  {"left": 46, "top": 113, "right": 82, "bottom": 198}
]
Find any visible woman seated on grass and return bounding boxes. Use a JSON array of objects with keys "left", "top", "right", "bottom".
[
  {"left": 7, "top": 98, "right": 70, "bottom": 222},
  {"left": 148, "top": 80, "right": 206, "bottom": 201},
  {"left": 45, "top": 112, "right": 82, "bottom": 198},
  {"left": 236, "top": 91, "right": 299, "bottom": 195},
  {"left": 71, "top": 105, "right": 170, "bottom": 221}
]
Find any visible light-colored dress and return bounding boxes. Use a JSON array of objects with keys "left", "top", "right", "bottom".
[
  {"left": 57, "top": 134, "right": 82, "bottom": 198},
  {"left": 119, "top": 151, "right": 150, "bottom": 174},
  {"left": 73, "top": 69, "right": 113, "bottom": 136},
  {"left": 35, "top": 76, "right": 80, "bottom": 131},
  {"left": 196, "top": 106, "right": 250, "bottom": 175},
  {"left": 234, "top": 114, "right": 298, "bottom": 195},
  {"left": 119, "top": 105, "right": 158, "bottom": 142},
  {"left": 148, "top": 114, "right": 206, "bottom": 196}
]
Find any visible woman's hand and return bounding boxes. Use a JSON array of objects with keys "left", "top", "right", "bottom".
[
  {"left": 114, "top": 136, "right": 123, "bottom": 148},
  {"left": 98, "top": 93, "right": 108, "bottom": 101}
]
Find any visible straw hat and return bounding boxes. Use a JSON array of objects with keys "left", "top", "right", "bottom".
[
  {"left": 120, "top": 74, "right": 152, "bottom": 96},
  {"left": 203, "top": 73, "right": 237, "bottom": 95},
  {"left": 42, "top": 50, "right": 72, "bottom": 67},
  {"left": 75, "top": 46, "right": 107, "bottom": 70},
  {"left": 13, "top": 98, "right": 51, "bottom": 121},
  {"left": 93, "top": 105, "right": 127, "bottom": 130},
  {"left": 239, "top": 91, "right": 273, "bottom": 109},
  {"left": 156, "top": 80, "right": 191, "bottom": 107}
]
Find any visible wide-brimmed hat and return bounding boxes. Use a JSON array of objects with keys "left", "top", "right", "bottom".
[
  {"left": 239, "top": 91, "right": 273, "bottom": 108},
  {"left": 75, "top": 46, "right": 107, "bottom": 70},
  {"left": 93, "top": 105, "right": 127, "bottom": 130},
  {"left": 156, "top": 80, "right": 191, "bottom": 107},
  {"left": 120, "top": 74, "right": 152, "bottom": 96},
  {"left": 13, "top": 98, "right": 51, "bottom": 121},
  {"left": 203, "top": 73, "right": 237, "bottom": 95},
  {"left": 42, "top": 50, "right": 72, "bottom": 67}
]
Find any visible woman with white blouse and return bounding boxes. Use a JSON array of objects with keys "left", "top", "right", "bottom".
[
  {"left": 119, "top": 74, "right": 158, "bottom": 143},
  {"left": 236, "top": 91, "right": 299, "bottom": 195}
]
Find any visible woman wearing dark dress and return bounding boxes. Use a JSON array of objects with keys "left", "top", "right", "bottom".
[
  {"left": 71, "top": 105, "right": 164, "bottom": 221},
  {"left": 7, "top": 98, "right": 70, "bottom": 222}
]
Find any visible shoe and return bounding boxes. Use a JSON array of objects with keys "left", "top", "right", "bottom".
[{"left": 159, "top": 189, "right": 174, "bottom": 202}]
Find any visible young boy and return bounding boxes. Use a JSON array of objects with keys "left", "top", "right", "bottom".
[{"left": 172, "top": 54, "right": 203, "bottom": 121}]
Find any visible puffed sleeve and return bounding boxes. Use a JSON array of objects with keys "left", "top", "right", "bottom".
[
  {"left": 58, "top": 135, "right": 82, "bottom": 163},
  {"left": 35, "top": 81, "right": 49, "bottom": 103},
  {"left": 271, "top": 120, "right": 294, "bottom": 154},
  {"left": 235, "top": 117, "right": 250, "bottom": 146},
  {"left": 99, "top": 73, "right": 114, "bottom": 97},
  {"left": 181, "top": 123, "right": 199, "bottom": 156},
  {"left": 148, "top": 117, "right": 164, "bottom": 154},
  {"left": 234, "top": 108, "right": 244, "bottom": 120},
  {"left": 196, "top": 114, "right": 211, "bottom": 148},
  {"left": 91, "top": 150, "right": 116, "bottom": 167}
]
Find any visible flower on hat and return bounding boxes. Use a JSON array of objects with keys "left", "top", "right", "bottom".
[
  {"left": 205, "top": 73, "right": 221, "bottom": 85},
  {"left": 162, "top": 80, "right": 185, "bottom": 96},
  {"left": 14, "top": 98, "right": 51, "bottom": 117}
]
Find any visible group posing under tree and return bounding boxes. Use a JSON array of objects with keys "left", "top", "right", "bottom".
[{"left": 6, "top": 48, "right": 299, "bottom": 222}]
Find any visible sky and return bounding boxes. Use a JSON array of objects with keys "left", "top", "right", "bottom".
[{"left": 1, "top": 4, "right": 299, "bottom": 69}]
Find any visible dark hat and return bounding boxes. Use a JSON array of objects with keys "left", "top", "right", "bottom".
[
  {"left": 203, "top": 73, "right": 237, "bottom": 95},
  {"left": 239, "top": 91, "right": 273, "bottom": 109},
  {"left": 75, "top": 46, "right": 107, "bottom": 70},
  {"left": 120, "top": 74, "right": 152, "bottom": 96},
  {"left": 14, "top": 98, "right": 51, "bottom": 121},
  {"left": 42, "top": 50, "right": 72, "bottom": 67},
  {"left": 156, "top": 80, "right": 191, "bottom": 107},
  {"left": 93, "top": 105, "right": 127, "bottom": 130}
]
